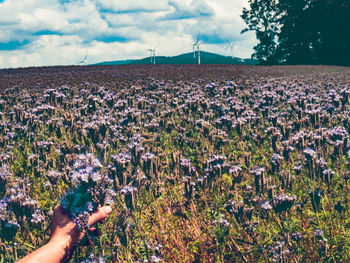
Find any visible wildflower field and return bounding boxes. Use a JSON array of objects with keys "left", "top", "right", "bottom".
[{"left": 0, "top": 65, "right": 350, "bottom": 262}]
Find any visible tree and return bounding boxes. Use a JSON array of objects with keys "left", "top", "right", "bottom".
[
  {"left": 277, "top": 0, "right": 316, "bottom": 64},
  {"left": 310, "top": 0, "right": 350, "bottom": 66},
  {"left": 242, "top": 0, "right": 350, "bottom": 66},
  {"left": 241, "top": 0, "right": 280, "bottom": 65}
]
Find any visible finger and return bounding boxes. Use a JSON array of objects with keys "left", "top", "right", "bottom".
[
  {"left": 88, "top": 206, "right": 112, "bottom": 226},
  {"left": 89, "top": 227, "right": 96, "bottom": 232}
]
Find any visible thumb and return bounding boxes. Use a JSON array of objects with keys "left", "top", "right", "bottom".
[{"left": 88, "top": 206, "right": 112, "bottom": 226}]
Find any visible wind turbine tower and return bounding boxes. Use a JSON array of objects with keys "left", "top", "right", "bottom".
[
  {"left": 193, "top": 34, "right": 201, "bottom": 64},
  {"left": 197, "top": 41, "right": 201, "bottom": 65},
  {"left": 192, "top": 43, "right": 197, "bottom": 61},
  {"left": 147, "top": 48, "right": 153, "bottom": 64},
  {"left": 225, "top": 43, "right": 235, "bottom": 61},
  {"left": 153, "top": 43, "right": 159, "bottom": 64}
]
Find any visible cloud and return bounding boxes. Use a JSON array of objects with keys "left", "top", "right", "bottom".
[
  {"left": 96, "top": 0, "right": 169, "bottom": 13},
  {"left": 164, "top": 0, "right": 214, "bottom": 20},
  {"left": 0, "top": 13, "right": 20, "bottom": 26},
  {"left": 0, "top": 0, "right": 257, "bottom": 68}
]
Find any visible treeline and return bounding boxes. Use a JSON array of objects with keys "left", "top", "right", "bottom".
[{"left": 241, "top": 0, "right": 350, "bottom": 66}]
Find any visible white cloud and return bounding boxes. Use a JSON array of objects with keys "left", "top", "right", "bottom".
[
  {"left": 164, "top": 0, "right": 214, "bottom": 20},
  {"left": 0, "top": 0, "right": 257, "bottom": 68},
  {"left": 96, "top": 0, "right": 169, "bottom": 12},
  {"left": 18, "top": 8, "right": 68, "bottom": 31}
]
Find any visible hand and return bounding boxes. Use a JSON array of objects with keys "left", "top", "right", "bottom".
[
  {"left": 17, "top": 205, "right": 112, "bottom": 263},
  {"left": 49, "top": 205, "right": 113, "bottom": 260}
]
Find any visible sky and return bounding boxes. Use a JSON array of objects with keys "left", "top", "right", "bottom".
[{"left": 0, "top": 0, "right": 257, "bottom": 68}]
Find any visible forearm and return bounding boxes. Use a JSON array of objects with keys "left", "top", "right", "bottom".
[{"left": 17, "top": 237, "right": 75, "bottom": 263}]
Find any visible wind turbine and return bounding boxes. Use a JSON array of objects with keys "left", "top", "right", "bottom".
[
  {"left": 197, "top": 41, "right": 201, "bottom": 65},
  {"left": 225, "top": 42, "right": 234, "bottom": 61},
  {"left": 152, "top": 43, "right": 159, "bottom": 64},
  {"left": 78, "top": 51, "right": 88, "bottom": 65},
  {"left": 192, "top": 43, "right": 197, "bottom": 61},
  {"left": 237, "top": 46, "right": 245, "bottom": 63},
  {"left": 192, "top": 33, "right": 201, "bottom": 64},
  {"left": 147, "top": 43, "right": 159, "bottom": 64},
  {"left": 147, "top": 48, "right": 153, "bottom": 64}
]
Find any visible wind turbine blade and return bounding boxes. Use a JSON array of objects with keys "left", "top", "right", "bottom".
[{"left": 154, "top": 42, "right": 160, "bottom": 50}]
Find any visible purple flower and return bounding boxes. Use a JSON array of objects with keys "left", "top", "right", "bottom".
[
  {"left": 0, "top": 199, "right": 8, "bottom": 220},
  {"left": 31, "top": 208, "right": 45, "bottom": 227},
  {"left": 120, "top": 186, "right": 138, "bottom": 210},
  {"left": 0, "top": 166, "right": 10, "bottom": 194},
  {"left": 61, "top": 154, "right": 111, "bottom": 231},
  {"left": 303, "top": 148, "right": 317, "bottom": 160},
  {"left": 313, "top": 229, "right": 324, "bottom": 239},
  {"left": 70, "top": 154, "right": 103, "bottom": 184},
  {"left": 47, "top": 170, "right": 62, "bottom": 182},
  {"left": 272, "top": 194, "right": 296, "bottom": 213},
  {"left": 261, "top": 202, "right": 273, "bottom": 211}
]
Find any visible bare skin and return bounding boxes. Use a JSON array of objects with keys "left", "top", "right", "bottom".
[{"left": 17, "top": 205, "right": 112, "bottom": 263}]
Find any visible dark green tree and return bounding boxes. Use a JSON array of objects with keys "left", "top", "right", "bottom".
[
  {"left": 311, "top": 0, "right": 350, "bottom": 66},
  {"left": 242, "top": 0, "right": 350, "bottom": 66},
  {"left": 277, "top": 0, "right": 316, "bottom": 64},
  {"left": 241, "top": 0, "right": 280, "bottom": 65}
]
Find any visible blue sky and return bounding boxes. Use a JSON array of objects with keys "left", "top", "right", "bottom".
[{"left": 0, "top": 0, "right": 256, "bottom": 68}]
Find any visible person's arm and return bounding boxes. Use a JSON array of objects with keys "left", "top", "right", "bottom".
[{"left": 17, "top": 205, "right": 112, "bottom": 263}]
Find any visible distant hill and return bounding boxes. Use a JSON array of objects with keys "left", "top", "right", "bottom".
[
  {"left": 93, "top": 51, "right": 257, "bottom": 65},
  {"left": 94, "top": 59, "right": 134, "bottom": 65}
]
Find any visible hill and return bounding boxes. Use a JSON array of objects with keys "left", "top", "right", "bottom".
[{"left": 93, "top": 51, "right": 257, "bottom": 65}]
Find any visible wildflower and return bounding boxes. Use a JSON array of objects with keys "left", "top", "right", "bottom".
[
  {"left": 180, "top": 158, "right": 191, "bottom": 176},
  {"left": 293, "top": 164, "right": 302, "bottom": 175},
  {"left": 61, "top": 154, "right": 111, "bottom": 231},
  {"left": 22, "top": 197, "right": 38, "bottom": 218},
  {"left": 150, "top": 255, "right": 162, "bottom": 263},
  {"left": 271, "top": 153, "right": 283, "bottom": 173},
  {"left": 291, "top": 232, "right": 302, "bottom": 241},
  {"left": 31, "top": 208, "right": 45, "bottom": 227},
  {"left": 0, "top": 166, "right": 10, "bottom": 194},
  {"left": 313, "top": 229, "right": 324, "bottom": 239},
  {"left": 251, "top": 167, "right": 266, "bottom": 193},
  {"left": 303, "top": 148, "right": 317, "bottom": 160},
  {"left": 120, "top": 186, "right": 138, "bottom": 211},
  {"left": 71, "top": 154, "right": 103, "bottom": 184},
  {"left": 47, "top": 170, "right": 62, "bottom": 182},
  {"left": 272, "top": 194, "right": 296, "bottom": 213},
  {"left": 0, "top": 199, "right": 8, "bottom": 220},
  {"left": 261, "top": 201, "right": 272, "bottom": 212}
]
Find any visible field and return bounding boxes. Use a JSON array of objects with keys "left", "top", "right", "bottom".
[{"left": 0, "top": 64, "right": 350, "bottom": 262}]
